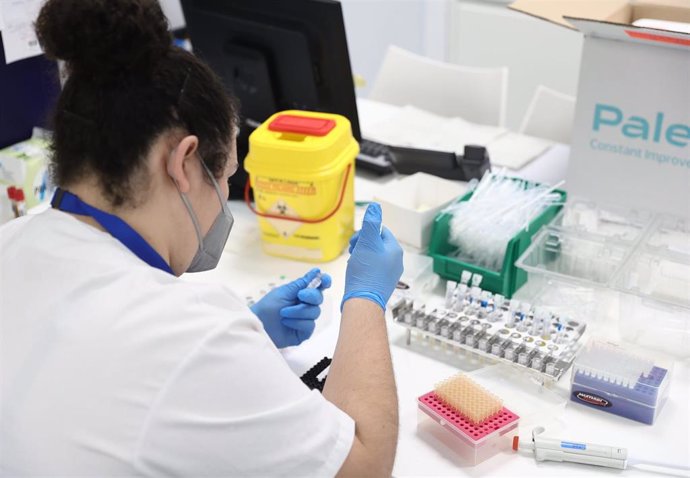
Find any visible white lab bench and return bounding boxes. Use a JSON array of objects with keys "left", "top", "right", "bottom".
[
  {"left": 186, "top": 197, "right": 689, "bottom": 478},
  {"left": 182, "top": 99, "right": 690, "bottom": 478}
]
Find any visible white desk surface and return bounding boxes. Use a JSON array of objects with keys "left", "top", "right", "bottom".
[
  {"left": 186, "top": 203, "right": 689, "bottom": 478},
  {"left": 186, "top": 98, "right": 688, "bottom": 477}
]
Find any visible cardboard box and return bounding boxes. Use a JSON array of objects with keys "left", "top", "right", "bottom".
[
  {"left": 374, "top": 172, "right": 466, "bottom": 250},
  {"left": 510, "top": 0, "right": 690, "bottom": 218}
]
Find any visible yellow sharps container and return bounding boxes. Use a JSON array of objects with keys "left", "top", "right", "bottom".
[{"left": 244, "top": 110, "right": 358, "bottom": 262}]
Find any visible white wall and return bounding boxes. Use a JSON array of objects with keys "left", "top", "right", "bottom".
[
  {"left": 340, "top": 0, "right": 450, "bottom": 97},
  {"left": 449, "top": 0, "right": 583, "bottom": 130}
]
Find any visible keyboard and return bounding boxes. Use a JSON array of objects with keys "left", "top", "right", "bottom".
[{"left": 357, "top": 139, "right": 395, "bottom": 175}]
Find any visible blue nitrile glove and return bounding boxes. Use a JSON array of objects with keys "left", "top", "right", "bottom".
[
  {"left": 342, "top": 203, "right": 403, "bottom": 311},
  {"left": 250, "top": 268, "right": 332, "bottom": 348}
]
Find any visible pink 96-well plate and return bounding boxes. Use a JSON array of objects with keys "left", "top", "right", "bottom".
[{"left": 418, "top": 391, "right": 519, "bottom": 444}]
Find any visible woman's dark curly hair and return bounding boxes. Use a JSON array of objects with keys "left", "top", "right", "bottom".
[{"left": 36, "top": 0, "right": 238, "bottom": 207}]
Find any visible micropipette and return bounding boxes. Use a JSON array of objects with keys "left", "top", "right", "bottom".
[{"left": 514, "top": 427, "right": 690, "bottom": 475}]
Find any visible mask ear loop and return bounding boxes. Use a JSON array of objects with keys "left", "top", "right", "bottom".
[
  {"left": 177, "top": 191, "right": 205, "bottom": 249},
  {"left": 199, "top": 159, "right": 231, "bottom": 214},
  {"left": 169, "top": 148, "right": 206, "bottom": 250}
]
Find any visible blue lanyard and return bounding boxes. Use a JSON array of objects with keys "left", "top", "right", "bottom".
[{"left": 51, "top": 188, "right": 174, "bottom": 275}]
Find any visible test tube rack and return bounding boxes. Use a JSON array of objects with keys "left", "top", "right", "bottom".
[{"left": 391, "top": 272, "right": 587, "bottom": 382}]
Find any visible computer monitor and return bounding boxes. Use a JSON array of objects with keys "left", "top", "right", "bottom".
[
  {"left": 0, "top": 37, "right": 60, "bottom": 149},
  {"left": 180, "top": 0, "right": 361, "bottom": 196}
]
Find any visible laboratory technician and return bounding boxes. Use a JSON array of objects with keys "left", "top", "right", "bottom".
[{"left": 0, "top": 0, "right": 404, "bottom": 476}]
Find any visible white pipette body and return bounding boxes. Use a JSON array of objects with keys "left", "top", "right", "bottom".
[
  {"left": 516, "top": 427, "right": 690, "bottom": 475},
  {"left": 516, "top": 427, "right": 627, "bottom": 470}
]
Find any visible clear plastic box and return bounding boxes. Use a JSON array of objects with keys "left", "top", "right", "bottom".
[
  {"left": 552, "top": 198, "right": 653, "bottom": 243},
  {"left": 517, "top": 229, "right": 632, "bottom": 286},
  {"left": 515, "top": 201, "right": 690, "bottom": 359},
  {"left": 614, "top": 251, "right": 690, "bottom": 357},
  {"left": 514, "top": 228, "right": 630, "bottom": 322},
  {"left": 644, "top": 215, "right": 690, "bottom": 257},
  {"left": 514, "top": 276, "right": 619, "bottom": 325}
]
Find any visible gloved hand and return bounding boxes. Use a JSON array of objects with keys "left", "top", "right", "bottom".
[
  {"left": 342, "top": 203, "right": 403, "bottom": 311},
  {"left": 251, "top": 268, "right": 332, "bottom": 348}
]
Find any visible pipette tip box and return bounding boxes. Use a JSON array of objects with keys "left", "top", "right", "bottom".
[
  {"left": 570, "top": 341, "right": 671, "bottom": 425},
  {"left": 417, "top": 391, "right": 519, "bottom": 465}
]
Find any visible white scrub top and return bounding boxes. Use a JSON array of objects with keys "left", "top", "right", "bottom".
[{"left": 0, "top": 209, "right": 354, "bottom": 477}]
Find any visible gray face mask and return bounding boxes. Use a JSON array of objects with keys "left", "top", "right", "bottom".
[{"left": 178, "top": 159, "right": 234, "bottom": 272}]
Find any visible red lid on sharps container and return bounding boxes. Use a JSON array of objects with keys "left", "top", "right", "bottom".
[{"left": 268, "top": 114, "right": 336, "bottom": 136}]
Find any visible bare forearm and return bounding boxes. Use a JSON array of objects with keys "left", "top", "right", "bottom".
[{"left": 323, "top": 298, "right": 398, "bottom": 475}]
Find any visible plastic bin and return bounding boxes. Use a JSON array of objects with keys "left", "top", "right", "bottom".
[
  {"left": 551, "top": 198, "right": 653, "bottom": 243},
  {"left": 428, "top": 180, "right": 566, "bottom": 298},
  {"left": 515, "top": 201, "right": 690, "bottom": 358},
  {"left": 514, "top": 229, "right": 630, "bottom": 322},
  {"left": 514, "top": 200, "right": 643, "bottom": 323},
  {"left": 517, "top": 229, "right": 632, "bottom": 287},
  {"left": 615, "top": 251, "right": 690, "bottom": 358},
  {"left": 644, "top": 215, "right": 690, "bottom": 257}
]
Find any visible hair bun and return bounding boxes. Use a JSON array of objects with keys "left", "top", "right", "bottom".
[{"left": 36, "top": 0, "right": 171, "bottom": 79}]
